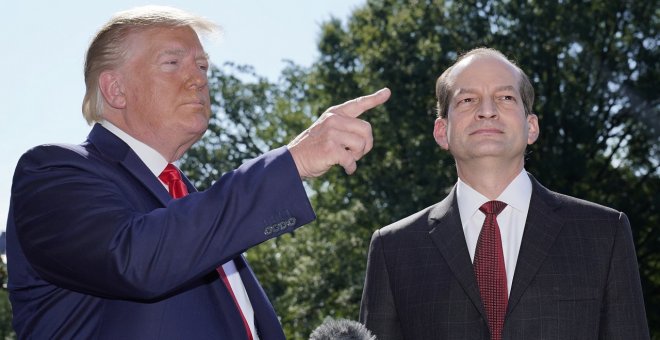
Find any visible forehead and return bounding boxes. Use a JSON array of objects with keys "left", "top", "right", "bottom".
[
  {"left": 124, "top": 26, "right": 205, "bottom": 57},
  {"left": 448, "top": 55, "right": 521, "bottom": 90}
]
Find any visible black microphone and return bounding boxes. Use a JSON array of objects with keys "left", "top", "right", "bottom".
[{"left": 309, "top": 318, "right": 377, "bottom": 340}]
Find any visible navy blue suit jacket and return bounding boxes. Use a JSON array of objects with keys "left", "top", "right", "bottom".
[{"left": 7, "top": 124, "right": 316, "bottom": 339}]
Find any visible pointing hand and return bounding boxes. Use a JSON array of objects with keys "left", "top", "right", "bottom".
[{"left": 288, "top": 88, "right": 391, "bottom": 178}]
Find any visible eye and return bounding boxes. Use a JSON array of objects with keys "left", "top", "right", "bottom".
[
  {"left": 160, "top": 60, "right": 180, "bottom": 71},
  {"left": 456, "top": 97, "right": 475, "bottom": 106},
  {"left": 497, "top": 95, "right": 516, "bottom": 102}
]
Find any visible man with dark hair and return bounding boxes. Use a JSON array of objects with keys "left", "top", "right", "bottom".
[{"left": 360, "top": 47, "right": 648, "bottom": 339}]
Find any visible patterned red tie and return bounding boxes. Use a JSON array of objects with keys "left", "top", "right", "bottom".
[
  {"left": 159, "top": 164, "right": 254, "bottom": 340},
  {"left": 474, "top": 200, "right": 508, "bottom": 340}
]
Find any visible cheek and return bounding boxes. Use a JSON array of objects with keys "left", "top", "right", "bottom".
[{"left": 128, "top": 81, "right": 159, "bottom": 106}]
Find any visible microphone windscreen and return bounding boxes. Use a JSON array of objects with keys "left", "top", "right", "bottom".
[{"left": 309, "top": 318, "right": 377, "bottom": 340}]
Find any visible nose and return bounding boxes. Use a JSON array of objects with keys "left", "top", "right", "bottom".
[
  {"left": 186, "top": 63, "right": 208, "bottom": 91},
  {"left": 477, "top": 98, "right": 498, "bottom": 119}
]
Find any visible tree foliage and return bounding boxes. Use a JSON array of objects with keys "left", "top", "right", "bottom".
[
  {"left": 0, "top": 260, "right": 14, "bottom": 339},
  {"left": 181, "top": 62, "right": 312, "bottom": 185},
  {"left": 182, "top": 1, "right": 658, "bottom": 338}
]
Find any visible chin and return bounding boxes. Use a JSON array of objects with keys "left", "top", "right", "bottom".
[
  {"left": 191, "top": 126, "right": 208, "bottom": 140},
  {"left": 190, "top": 115, "right": 210, "bottom": 133}
]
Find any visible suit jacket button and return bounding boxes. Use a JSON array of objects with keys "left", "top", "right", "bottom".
[
  {"left": 287, "top": 217, "right": 296, "bottom": 226},
  {"left": 264, "top": 225, "right": 273, "bottom": 235}
]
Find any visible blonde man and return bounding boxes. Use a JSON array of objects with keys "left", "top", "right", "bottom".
[{"left": 7, "top": 6, "right": 390, "bottom": 339}]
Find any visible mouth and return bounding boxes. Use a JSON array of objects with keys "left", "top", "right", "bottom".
[
  {"left": 184, "top": 100, "right": 207, "bottom": 108},
  {"left": 470, "top": 128, "right": 503, "bottom": 135}
]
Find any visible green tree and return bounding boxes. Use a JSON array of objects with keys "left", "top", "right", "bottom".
[
  {"left": 0, "top": 259, "right": 15, "bottom": 339},
  {"left": 0, "top": 290, "right": 14, "bottom": 340},
  {"left": 181, "top": 63, "right": 308, "bottom": 185},
  {"left": 183, "top": 1, "right": 658, "bottom": 338}
]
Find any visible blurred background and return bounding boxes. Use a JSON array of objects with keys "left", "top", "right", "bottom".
[{"left": 1, "top": 0, "right": 657, "bottom": 339}]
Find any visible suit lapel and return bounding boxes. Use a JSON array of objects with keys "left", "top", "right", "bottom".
[
  {"left": 506, "top": 175, "right": 564, "bottom": 314},
  {"left": 87, "top": 124, "right": 172, "bottom": 206},
  {"left": 428, "top": 187, "right": 488, "bottom": 321},
  {"left": 121, "top": 151, "right": 173, "bottom": 205}
]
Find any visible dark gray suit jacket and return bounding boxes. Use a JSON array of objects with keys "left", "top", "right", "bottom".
[{"left": 360, "top": 175, "right": 649, "bottom": 339}]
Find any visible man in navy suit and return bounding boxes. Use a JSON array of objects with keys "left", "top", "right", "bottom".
[
  {"left": 7, "top": 6, "right": 390, "bottom": 339},
  {"left": 360, "top": 48, "right": 649, "bottom": 339}
]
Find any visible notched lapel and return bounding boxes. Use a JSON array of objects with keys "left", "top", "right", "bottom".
[
  {"left": 88, "top": 124, "right": 173, "bottom": 206},
  {"left": 507, "top": 176, "right": 564, "bottom": 315},
  {"left": 428, "top": 188, "right": 488, "bottom": 320},
  {"left": 120, "top": 151, "right": 173, "bottom": 206}
]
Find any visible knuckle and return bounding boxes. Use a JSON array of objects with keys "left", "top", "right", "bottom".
[
  {"left": 363, "top": 120, "right": 372, "bottom": 134},
  {"left": 318, "top": 112, "right": 338, "bottom": 126},
  {"left": 324, "top": 105, "right": 339, "bottom": 114}
]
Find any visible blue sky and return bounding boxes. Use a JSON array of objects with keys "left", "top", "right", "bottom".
[{"left": 0, "top": 0, "right": 365, "bottom": 231}]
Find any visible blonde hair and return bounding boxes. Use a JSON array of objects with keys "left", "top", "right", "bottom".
[
  {"left": 82, "top": 6, "right": 218, "bottom": 124},
  {"left": 435, "top": 47, "right": 535, "bottom": 118}
]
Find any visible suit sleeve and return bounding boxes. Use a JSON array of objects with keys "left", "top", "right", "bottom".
[
  {"left": 360, "top": 230, "right": 404, "bottom": 340},
  {"left": 599, "top": 212, "right": 650, "bottom": 339},
  {"left": 11, "top": 145, "right": 315, "bottom": 300}
]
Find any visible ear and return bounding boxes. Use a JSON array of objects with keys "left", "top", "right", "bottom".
[
  {"left": 98, "top": 70, "right": 126, "bottom": 109},
  {"left": 526, "top": 113, "right": 540, "bottom": 144},
  {"left": 433, "top": 117, "right": 450, "bottom": 150}
]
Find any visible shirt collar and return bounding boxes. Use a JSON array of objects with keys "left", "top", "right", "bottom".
[
  {"left": 498, "top": 169, "right": 532, "bottom": 213},
  {"left": 100, "top": 120, "right": 169, "bottom": 177},
  {"left": 456, "top": 169, "right": 532, "bottom": 223}
]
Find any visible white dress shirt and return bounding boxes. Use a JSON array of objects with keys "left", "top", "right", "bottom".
[
  {"left": 101, "top": 121, "right": 258, "bottom": 338},
  {"left": 456, "top": 169, "right": 532, "bottom": 295}
]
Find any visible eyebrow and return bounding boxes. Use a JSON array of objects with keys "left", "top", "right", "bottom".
[
  {"left": 455, "top": 85, "right": 517, "bottom": 95},
  {"left": 494, "top": 85, "right": 516, "bottom": 92},
  {"left": 158, "top": 48, "right": 209, "bottom": 61}
]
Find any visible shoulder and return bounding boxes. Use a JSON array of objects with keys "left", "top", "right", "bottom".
[
  {"left": 375, "top": 195, "right": 453, "bottom": 241},
  {"left": 553, "top": 191, "right": 621, "bottom": 216},
  {"left": 21, "top": 142, "right": 90, "bottom": 159},
  {"left": 12, "top": 136, "right": 127, "bottom": 190},
  {"left": 381, "top": 205, "right": 436, "bottom": 233},
  {"left": 532, "top": 176, "right": 623, "bottom": 219},
  {"left": 530, "top": 176, "right": 629, "bottom": 240},
  {"left": 373, "top": 184, "right": 457, "bottom": 237},
  {"left": 16, "top": 124, "right": 127, "bottom": 170},
  {"left": 17, "top": 141, "right": 103, "bottom": 171}
]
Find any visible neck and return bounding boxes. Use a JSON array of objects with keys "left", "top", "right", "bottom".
[
  {"left": 103, "top": 111, "right": 192, "bottom": 163},
  {"left": 455, "top": 157, "right": 524, "bottom": 200}
]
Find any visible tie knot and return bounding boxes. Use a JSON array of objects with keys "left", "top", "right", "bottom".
[
  {"left": 159, "top": 164, "right": 182, "bottom": 183},
  {"left": 479, "top": 200, "right": 507, "bottom": 216},
  {"left": 158, "top": 164, "right": 189, "bottom": 198}
]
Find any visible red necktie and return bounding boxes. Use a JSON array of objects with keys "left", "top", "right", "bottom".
[
  {"left": 158, "top": 164, "right": 189, "bottom": 198},
  {"left": 159, "top": 164, "right": 254, "bottom": 340},
  {"left": 474, "top": 200, "right": 508, "bottom": 340}
]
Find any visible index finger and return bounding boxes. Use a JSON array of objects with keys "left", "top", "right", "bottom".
[{"left": 330, "top": 87, "right": 391, "bottom": 118}]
